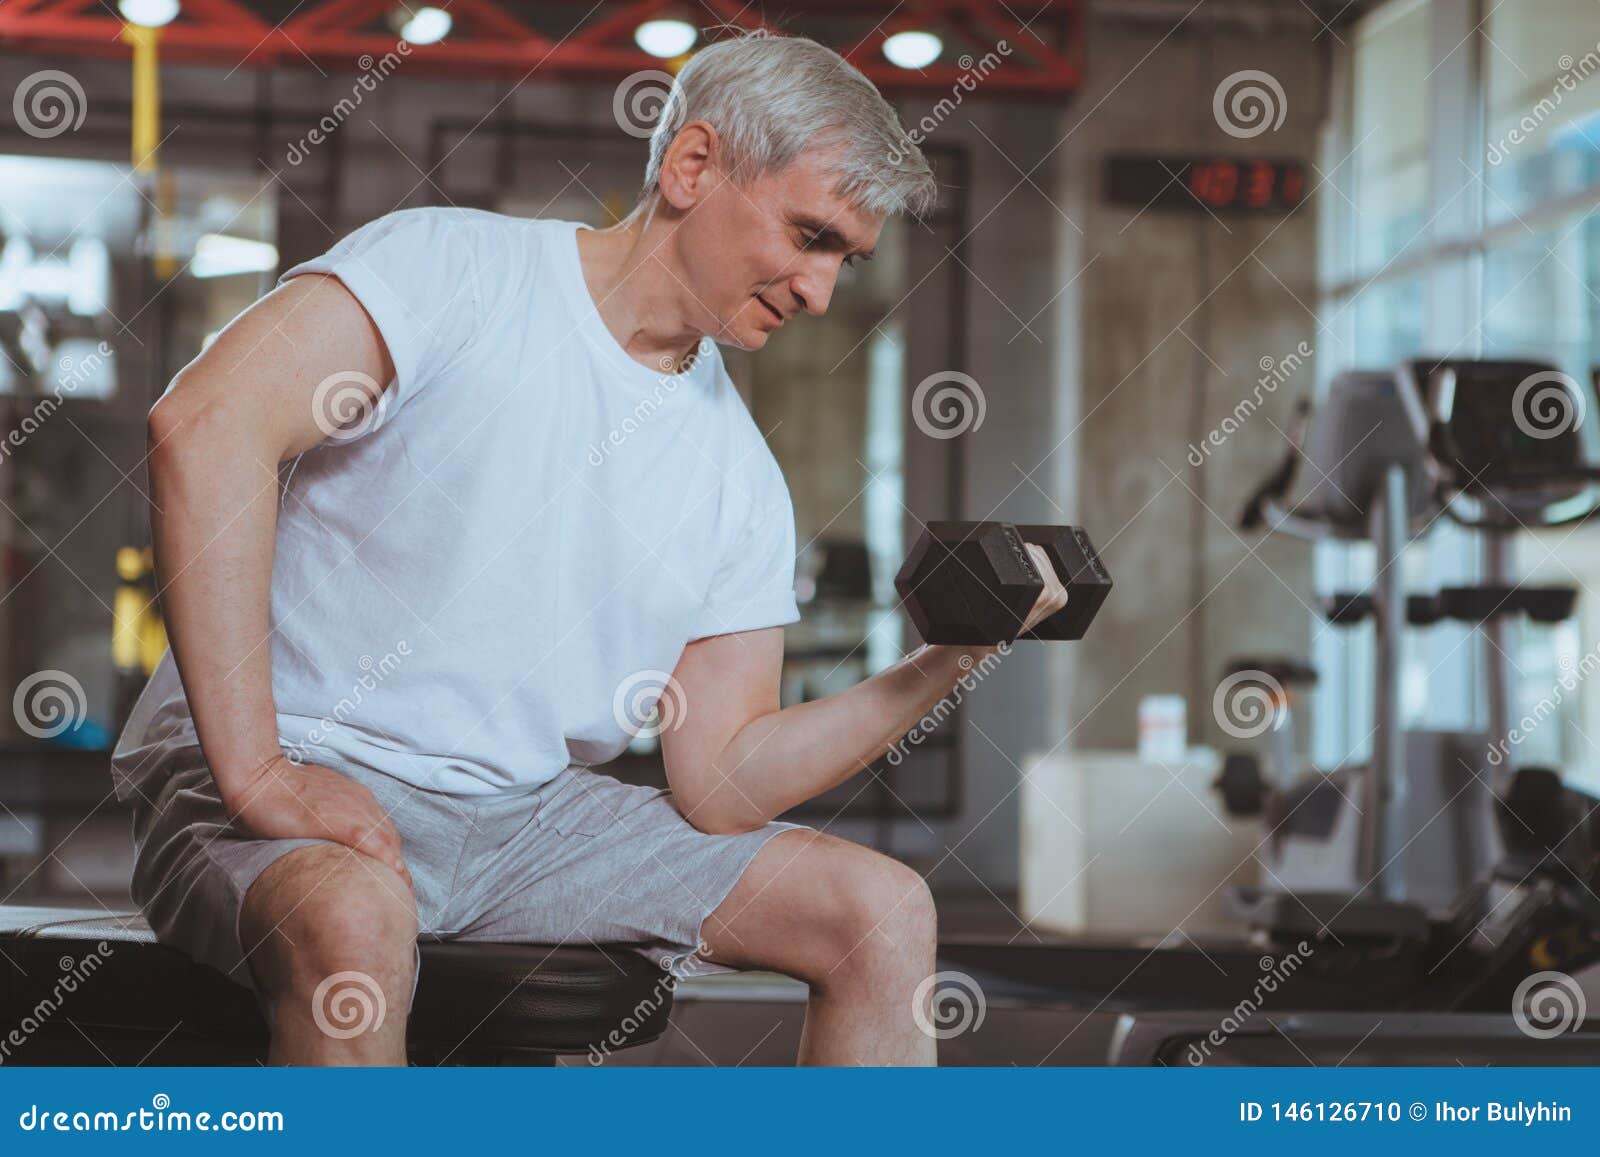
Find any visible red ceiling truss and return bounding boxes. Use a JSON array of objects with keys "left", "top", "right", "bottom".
[{"left": 0, "top": 0, "right": 1082, "bottom": 96}]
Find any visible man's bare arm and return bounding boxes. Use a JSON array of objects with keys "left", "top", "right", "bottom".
[
  {"left": 146, "top": 273, "right": 411, "bottom": 884},
  {"left": 659, "top": 545, "right": 1066, "bottom": 835}
]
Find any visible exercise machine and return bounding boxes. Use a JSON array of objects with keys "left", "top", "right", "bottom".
[
  {"left": 1104, "top": 359, "right": 1600, "bottom": 1063},
  {"left": 1095, "top": 360, "right": 1600, "bottom": 1063}
]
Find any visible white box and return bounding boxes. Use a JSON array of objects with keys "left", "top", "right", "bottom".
[{"left": 1020, "top": 749, "right": 1261, "bottom": 937}]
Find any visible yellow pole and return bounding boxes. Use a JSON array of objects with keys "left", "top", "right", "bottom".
[
  {"left": 154, "top": 168, "right": 178, "bottom": 280},
  {"left": 120, "top": 23, "right": 161, "bottom": 173}
]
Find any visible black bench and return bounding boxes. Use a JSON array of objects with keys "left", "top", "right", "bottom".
[{"left": 0, "top": 906, "right": 672, "bottom": 1065}]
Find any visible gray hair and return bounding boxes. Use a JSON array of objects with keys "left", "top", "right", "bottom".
[{"left": 643, "top": 32, "right": 938, "bottom": 218}]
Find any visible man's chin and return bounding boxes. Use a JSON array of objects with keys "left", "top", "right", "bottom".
[{"left": 722, "top": 325, "right": 772, "bottom": 352}]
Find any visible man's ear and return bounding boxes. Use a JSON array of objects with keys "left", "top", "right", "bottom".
[{"left": 657, "top": 121, "right": 719, "bottom": 210}]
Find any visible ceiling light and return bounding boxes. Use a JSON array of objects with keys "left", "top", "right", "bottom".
[
  {"left": 635, "top": 18, "right": 696, "bottom": 59},
  {"left": 191, "top": 233, "right": 278, "bottom": 279},
  {"left": 399, "top": 6, "right": 451, "bottom": 45},
  {"left": 883, "top": 30, "right": 941, "bottom": 70},
  {"left": 118, "top": 0, "right": 180, "bottom": 27}
]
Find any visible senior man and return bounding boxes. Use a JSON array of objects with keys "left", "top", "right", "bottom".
[{"left": 113, "top": 32, "right": 1065, "bottom": 1067}]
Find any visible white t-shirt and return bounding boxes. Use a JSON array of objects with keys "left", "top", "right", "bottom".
[{"left": 111, "top": 208, "right": 799, "bottom": 799}]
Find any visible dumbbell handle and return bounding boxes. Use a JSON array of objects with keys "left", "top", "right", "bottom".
[{"left": 1012, "top": 524, "right": 1112, "bottom": 642}]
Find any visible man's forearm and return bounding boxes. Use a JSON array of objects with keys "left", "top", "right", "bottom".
[
  {"left": 691, "top": 642, "right": 1003, "bottom": 833},
  {"left": 148, "top": 401, "right": 286, "bottom": 808}
]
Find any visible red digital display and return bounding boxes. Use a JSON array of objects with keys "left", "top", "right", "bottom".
[{"left": 1105, "top": 156, "right": 1307, "bottom": 214}]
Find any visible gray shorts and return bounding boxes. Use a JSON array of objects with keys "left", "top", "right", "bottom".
[{"left": 128, "top": 758, "right": 805, "bottom": 1017}]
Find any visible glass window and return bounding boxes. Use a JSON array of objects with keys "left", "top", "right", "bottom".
[
  {"left": 1324, "top": 0, "right": 1600, "bottom": 792},
  {"left": 1483, "top": 214, "right": 1600, "bottom": 786},
  {"left": 1482, "top": 213, "right": 1600, "bottom": 374},
  {"left": 1347, "top": 273, "right": 1427, "bottom": 366},
  {"left": 1352, "top": 0, "right": 1431, "bottom": 273},
  {"left": 1484, "top": 2, "right": 1600, "bottom": 222}
]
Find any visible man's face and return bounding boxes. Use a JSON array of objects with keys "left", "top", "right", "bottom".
[{"left": 675, "top": 147, "right": 885, "bottom": 351}]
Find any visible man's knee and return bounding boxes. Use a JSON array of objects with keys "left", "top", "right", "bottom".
[
  {"left": 813, "top": 843, "right": 937, "bottom": 975},
  {"left": 241, "top": 843, "right": 418, "bottom": 1002}
]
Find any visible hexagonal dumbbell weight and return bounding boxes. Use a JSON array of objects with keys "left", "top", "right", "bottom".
[{"left": 894, "top": 521, "right": 1112, "bottom": 646}]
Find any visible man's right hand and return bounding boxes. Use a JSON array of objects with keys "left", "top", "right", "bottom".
[
  {"left": 223, "top": 755, "right": 415, "bottom": 893},
  {"left": 1018, "top": 543, "right": 1069, "bottom": 637}
]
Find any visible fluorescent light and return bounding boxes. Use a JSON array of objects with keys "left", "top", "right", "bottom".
[
  {"left": 883, "top": 30, "right": 941, "bottom": 70},
  {"left": 191, "top": 233, "right": 278, "bottom": 279},
  {"left": 0, "top": 236, "right": 34, "bottom": 312},
  {"left": 399, "top": 6, "right": 451, "bottom": 45},
  {"left": 634, "top": 18, "right": 696, "bottom": 59},
  {"left": 50, "top": 337, "right": 116, "bottom": 400},
  {"left": 20, "top": 257, "right": 71, "bottom": 301},
  {"left": 68, "top": 237, "right": 109, "bottom": 316},
  {"left": 118, "top": 0, "right": 179, "bottom": 27}
]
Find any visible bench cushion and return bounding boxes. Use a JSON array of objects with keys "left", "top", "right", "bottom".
[{"left": 0, "top": 906, "right": 672, "bottom": 1060}]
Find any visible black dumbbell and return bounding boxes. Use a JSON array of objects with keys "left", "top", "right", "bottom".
[{"left": 894, "top": 521, "right": 1112, "bottom": 646}]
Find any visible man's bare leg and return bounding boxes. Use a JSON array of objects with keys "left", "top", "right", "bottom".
[
  {"left": 239, "top": 843, "right": 418, "bottom": 1066},
  {"left": 698, "top": 829, "right": 938, "bottom": 1066}
]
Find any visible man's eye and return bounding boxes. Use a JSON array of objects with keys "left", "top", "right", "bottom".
[{"left": 799, "top": 233, "right": 818, "bottom": 249}]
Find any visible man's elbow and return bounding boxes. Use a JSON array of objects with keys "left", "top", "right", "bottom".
[
  {"left": 673, "top": 789, "right": 762, "bottom": 836},
  {"left": 146, "top": 390, "right": 192, "bottom": 460},
  {"left": 146, "top": 379, "right": 224, "bottom": 465}
]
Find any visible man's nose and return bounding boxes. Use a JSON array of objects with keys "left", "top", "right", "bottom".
[{"left": 790, "top": 264, "right": 838, "bottom": 317}]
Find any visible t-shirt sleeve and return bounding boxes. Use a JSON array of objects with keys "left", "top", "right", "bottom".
[
  {"left": 691, "top": 449, "right": 801, "bottom": 641},
  {"left": 277, "top": 208, "right": 488, "bottom": 436}
]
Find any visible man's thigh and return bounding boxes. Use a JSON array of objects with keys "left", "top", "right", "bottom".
[
  {"left": 693, "top": 827, "right": 935, "bottom": 980},
  {"left": 449, "top": 767, "right": 806, "bottom": 974}
]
